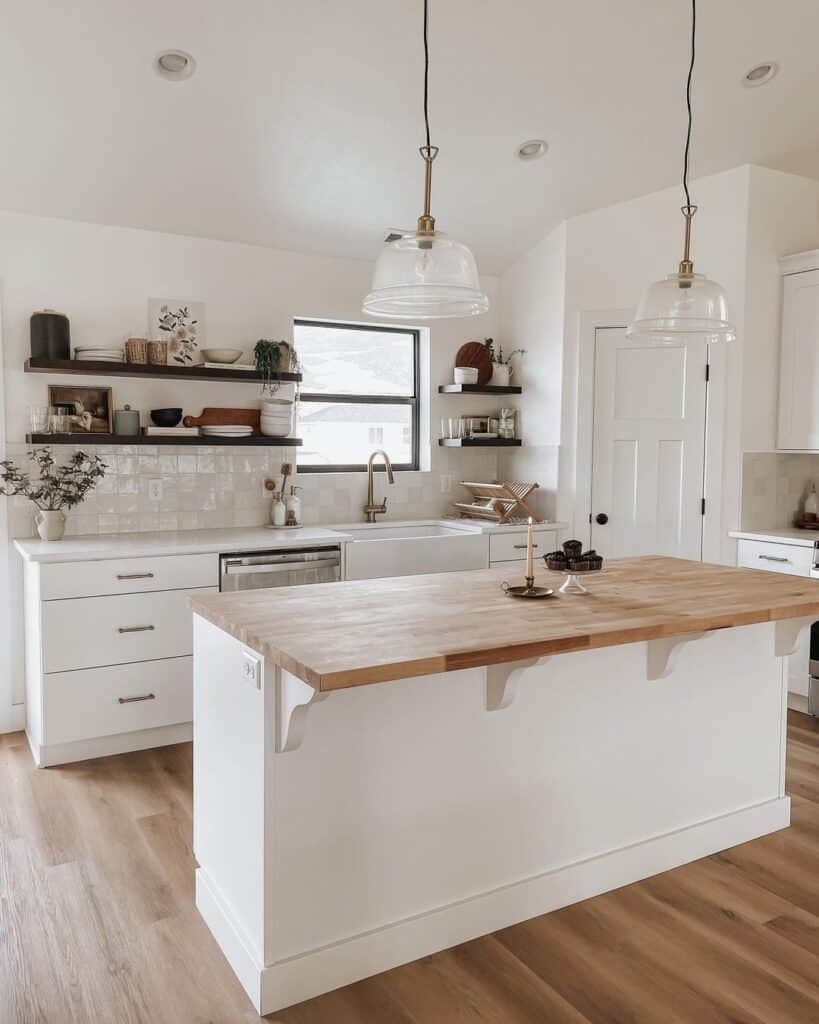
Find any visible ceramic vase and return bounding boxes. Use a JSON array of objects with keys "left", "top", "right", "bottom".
[
  {"left": 490, "top": 363, "right": 511, "bottom": 387},
  {"left": 35, "top": 510, "right": 66, "bottom": 541}
]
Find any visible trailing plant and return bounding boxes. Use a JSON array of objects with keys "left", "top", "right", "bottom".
[
  {"left": 0, "top": 448, "right": 106, "bottom": 511},
  {"left": 483, "top": 338, "right": 526, "bottom": 366},
  {"left": 254, "top": 339, "right": 301, "bottom": 394}
]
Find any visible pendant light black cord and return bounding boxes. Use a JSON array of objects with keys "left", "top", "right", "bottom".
[
  {"left": 682, "top": 0, "right": 696, "bottom": 210},
  {"left": 423, "top": 0, "right": 431, "bottom": 149}
]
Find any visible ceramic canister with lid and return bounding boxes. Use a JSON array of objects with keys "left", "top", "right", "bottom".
[
  {"left": 113, "top": 404, "right": 140, "bottom": 436},
  {"left": 30, "top": 309, "right": 70, "bottom": 360}
]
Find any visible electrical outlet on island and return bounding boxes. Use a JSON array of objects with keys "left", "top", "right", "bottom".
[{"left": 148, "top": 479, "right": 163, "bottom": 502}]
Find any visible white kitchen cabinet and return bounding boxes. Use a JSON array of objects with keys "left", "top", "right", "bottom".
[
  {"left": 733, "top": 532, "right": 814, "bottom": 700},
  {"left": 23, "top": 552, "right": 219, "bottom": 766},
  {"left": 736, "top": 538, "right": 814, "bottom": 577},
  {"left": 488, "top": 525, "right": 562, "bottom": 568},
  {"left": 778, "top": 252, "right": 819, "bottom": 450}
]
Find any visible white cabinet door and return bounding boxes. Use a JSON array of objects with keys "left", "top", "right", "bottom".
[
  {"left": 778, "top": 268, "right": 819, "bottom": 450},
  {"left": 591, "top": 328, "right": 708, "bottom": 559}
]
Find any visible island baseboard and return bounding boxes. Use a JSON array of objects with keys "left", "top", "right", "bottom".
[{"left": 197, "top": 796, "right": 790, "bottom": 1015}]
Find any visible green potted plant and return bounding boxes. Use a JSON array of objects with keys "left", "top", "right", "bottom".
[
  {"left": 0, "top": 448, "right": 107, "bottom": 541},
  {"left": 254, "top": 340, "right": 300, "bottom": 395}
]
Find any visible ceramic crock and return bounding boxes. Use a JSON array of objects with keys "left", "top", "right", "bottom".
[{"left": 35, "top": 510, "right": 66, "bottom": 541}]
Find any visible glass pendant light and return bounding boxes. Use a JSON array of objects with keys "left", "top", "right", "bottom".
[
  {"left": 363, "top": 0, "right": 489, "bottom": 320},
  {"left": 628, "top": 0, "right": 734, "bottom": 343}
]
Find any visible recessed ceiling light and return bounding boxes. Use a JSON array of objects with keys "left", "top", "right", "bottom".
[
  {"left": 155, "top": 50, "right": 196, "bottom": 81},
  {"left": 517, "top": 139, "right": 548, "bottom": 161},
  {"left": 742, "top": 62, "right": 778, "bottom": 87}
]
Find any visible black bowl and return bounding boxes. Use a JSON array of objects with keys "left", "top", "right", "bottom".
[{"left": 150, "top": 408, "right": 183, "bottom": 428}]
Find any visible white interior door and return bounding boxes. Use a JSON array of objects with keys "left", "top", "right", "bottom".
[{"left": 590, "top": 327, "right": 707, "bottom": 559}]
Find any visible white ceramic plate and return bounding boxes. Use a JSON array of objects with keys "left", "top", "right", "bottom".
[{"left": 201, "top": 427, "right": 253, "bottom": 436}]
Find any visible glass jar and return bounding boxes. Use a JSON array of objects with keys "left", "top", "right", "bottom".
[{"left": 499, "top": 408, "right": 516, "bottom": 440}]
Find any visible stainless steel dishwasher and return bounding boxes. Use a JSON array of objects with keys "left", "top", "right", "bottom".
[{"left": 219, "top": 546, "right": 342, "bottom": 592}]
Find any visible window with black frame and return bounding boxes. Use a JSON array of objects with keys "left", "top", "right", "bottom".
[{"left": 294, "top": 320, "right": 420, "bottom": 472}]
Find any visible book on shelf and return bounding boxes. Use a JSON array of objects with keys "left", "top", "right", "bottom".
[
  {"left": 142, "top": 426, "right": 200, "bottom": 436},
  {"left": 195, "top": 362, "right": 257, "bottom": 371}
]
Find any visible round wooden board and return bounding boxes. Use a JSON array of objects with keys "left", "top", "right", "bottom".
[{"left": 454, "top": 341, "right": 493, "bottom": 385}]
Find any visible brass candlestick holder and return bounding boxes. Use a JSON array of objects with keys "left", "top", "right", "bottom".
[{"left": 501, "top": 574, "right": 554, "bottom": 600}]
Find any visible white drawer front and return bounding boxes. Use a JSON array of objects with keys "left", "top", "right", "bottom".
[
  {"left": 737, "top": 539, "right": 813, "bottom": 577},
  {"left": 41, "top": 657, "right": 191, "bottom": 745},
  {"left": 40, "top": 553, "right": 217, "bottom": 600},
  {"left": 42, "top": 587, "right": 216, "bottom": 673},
  {"left": 489, "top": 530, "right": 557, "bottom": 564}
]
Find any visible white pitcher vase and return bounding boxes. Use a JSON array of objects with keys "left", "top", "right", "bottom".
[
  {"left": 35, "top": 510, "right": 66, "bottom": 541},
  {"left": 490, "top": 363, "right": 511, "bottom": 387}
]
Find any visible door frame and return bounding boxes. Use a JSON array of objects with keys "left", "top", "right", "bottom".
[{"left": 573, "top": 309, "right": 726, "bottom": 564}]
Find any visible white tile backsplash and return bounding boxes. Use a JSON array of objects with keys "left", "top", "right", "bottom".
[
  {"left": 5, "top": 442, "right": 498, "bottom": 539},
  {"left": 741, "top": 451, "right": 819, "bottom": 530}
]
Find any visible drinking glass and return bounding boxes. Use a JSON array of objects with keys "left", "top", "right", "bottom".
[
  {"left": 29, "top": 406, "right": 49, "bottom": 434},
  {"left": 440, "top": 417, "right": 449, "bottom": 439},
  {"left": 448, "top": 418, "right": 461, "bottom": 440}
]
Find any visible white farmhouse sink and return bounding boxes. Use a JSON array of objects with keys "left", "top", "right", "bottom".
[
  {"left": 342, "top": 521, "right": 487, "bottom": 580},
  {"left": 345, "top": 524, "right": 467, "bottom": 540}
]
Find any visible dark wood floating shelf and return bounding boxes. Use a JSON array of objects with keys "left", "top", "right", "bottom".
[
  {"left": 438, "top": 438, "right": 522, "bottom": 447},
  {"left": 24, "top": 358, "right": 301, "bottom": 385},
  {"left": 26, "top": 433, "right": 302, "bottom": 447},
  {"left": 438, "top": 383, "right": 522, "bottom": 395}
]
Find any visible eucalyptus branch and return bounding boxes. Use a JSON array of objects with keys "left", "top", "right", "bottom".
[{"left": 0, "top": 448, "right": 106, "bottom": 512}]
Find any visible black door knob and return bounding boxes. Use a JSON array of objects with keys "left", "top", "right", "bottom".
[{"left": 595, "top": 513, "right": 609, "bottom": 525}]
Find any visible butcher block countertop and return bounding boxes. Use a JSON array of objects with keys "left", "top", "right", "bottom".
[{"left": 189, "top": 555, "right": 819, "bottom": 691}]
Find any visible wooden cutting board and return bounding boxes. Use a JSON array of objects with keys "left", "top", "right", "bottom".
[
  {"left": 183, "top": 407, "right": 261, "bottom": 433},
  {"left": 454, "top": 341, "right": 493, "bottom": 385}
]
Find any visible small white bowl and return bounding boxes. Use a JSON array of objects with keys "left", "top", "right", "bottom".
[
  {"left": 201, "top": 348, "right": 242, "bottom": 364},
  {"left": 454, "top": 366, "right": 479, "bottom": 385}
]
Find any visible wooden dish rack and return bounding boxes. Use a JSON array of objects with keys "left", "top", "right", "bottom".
[{"left": 453, "top": 481, "right": 540, "bottom": 524}]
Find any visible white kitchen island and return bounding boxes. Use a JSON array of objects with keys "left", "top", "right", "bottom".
[{"left": 189, "top": 556, "right": 819, "bottom": 1015}]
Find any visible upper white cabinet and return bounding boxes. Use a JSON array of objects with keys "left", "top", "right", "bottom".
[{"left": 778, "top": 251, "right": 819, "bottom": 450}]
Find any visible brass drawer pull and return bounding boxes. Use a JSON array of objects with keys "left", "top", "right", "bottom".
[
  {"left": 117, "top": 624, "right": 156, "bottom": 634},
  {"left": 513, "top": 543, "right": 538, "bottom": 550},
  {"left": 118, "top": 693, "right": 156, "bottom": 704},
  {"left": 758, "top": 555, "right": 789, "bottom": 563},
  {"left": 116, "top": 572, "right": 155, "bottom": 580}
]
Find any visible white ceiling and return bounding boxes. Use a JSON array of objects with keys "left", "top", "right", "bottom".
[{"left": 2, "top": 0, "right": 818, "bottom": 275}]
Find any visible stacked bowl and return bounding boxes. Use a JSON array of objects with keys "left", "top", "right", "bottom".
[{"left": 260, "top": 397, "right": 293, "bottom": 437}]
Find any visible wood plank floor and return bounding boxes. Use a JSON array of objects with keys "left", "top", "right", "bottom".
[{"left": 2, "top": 711, "right": 819, "bottom": 1023}]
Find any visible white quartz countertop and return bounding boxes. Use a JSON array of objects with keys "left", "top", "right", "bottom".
[
  {"left": 14, "top": 518, "right": 567, "bottom": 564},
  {"left": 14, "top": 526, "right": 353, "bottom": 563},
  {"left": 729, "top": 527, "right": 819, "bottom": 547}
]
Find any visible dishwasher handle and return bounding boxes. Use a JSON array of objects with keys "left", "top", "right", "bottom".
[{"left": 222, "top": 557, "right": 340, "bottom": 576}]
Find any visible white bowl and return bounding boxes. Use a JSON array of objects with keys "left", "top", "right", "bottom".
[
  {"left": 201, "top": 348, "right": 242, "bottom": 364},
  {"left": 453, "top": 366, "right": 479, "bottom": 385},
  {"left": 260, "top": 422, "right": 291, "bottom": 437}
]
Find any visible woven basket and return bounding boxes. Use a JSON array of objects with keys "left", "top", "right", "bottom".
[
  {"left": 125, "top": 338, "right": 148, "bottom": 364},
  {"left": 147, "top": 340, "right": 168, "bottom": 365}
]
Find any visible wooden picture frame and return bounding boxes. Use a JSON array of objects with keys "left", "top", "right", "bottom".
[{"left": 47, "top": 384, "right": 113, "bottom": 433}]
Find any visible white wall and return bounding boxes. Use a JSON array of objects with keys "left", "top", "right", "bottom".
[
  {"left": 496, "top": 223, "right": 566, "bottom": 520},
  {"left": 496, "top": 164, "right": 819, "bottom": 563},
  {"left": 564, "top": 166, "right": 751, "bottom": 562},
  {"left": 0, "top": 210, "right": 500, "bottom": 726}
]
